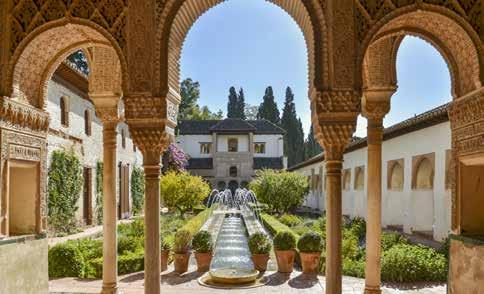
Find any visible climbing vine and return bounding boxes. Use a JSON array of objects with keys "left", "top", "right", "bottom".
[
  {"left": 131, "top": 166, "right": 145, "bottom": 215},
  {"left": 48, "top": 150, "right": 83, "bottom": 234},
  {"left": 95, "top": 161, "right": 103, "bottom": 224}
]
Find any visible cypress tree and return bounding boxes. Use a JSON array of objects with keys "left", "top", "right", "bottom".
[
  {"left": 304, "top": 124, "right": 323, "bottom": 160},
  {"left": 227, "top": 86, "right": 238, "bottom": 118},
  {"left": 281, "top": 87, "right": 305, "bottom": 167},
  {"left": 238, "top": 88, "right": 247, "bottom": 120},
  {"left": 257, "top": 86, "right": 280, "bottom": 124}
]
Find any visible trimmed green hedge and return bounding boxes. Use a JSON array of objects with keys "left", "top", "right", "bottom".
[
  {"left": 48, "top": 241, "right": 86, "bottom": 278},
  {"left": 261, "top": 213, "right": 299, "bottom": 238}
]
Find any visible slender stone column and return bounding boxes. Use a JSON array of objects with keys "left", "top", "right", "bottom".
[
  {"left": 325, "top": 148, "right": 344, "bottom": 294},
  {"left": 100, "top": 117, "right": 119, "bottom": 294},
  {"left": 143, "top": 150, "right": 161, "bottom": 294},
  {"left": 362, "top": 90, "right": 392, "bottom": 294}
]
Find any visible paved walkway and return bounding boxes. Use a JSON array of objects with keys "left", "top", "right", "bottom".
[{"left": 49, "top": 265, "right": 446, "bottom": 294}]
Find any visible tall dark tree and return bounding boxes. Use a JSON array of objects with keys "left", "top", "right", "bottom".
[
  {"left": 281, "top": 87, "right": 305, "bottom": 167},
  {"left": 237, "top": 88, "right": 247, "bottom": 120},
  {"left": 257, "top": 86, "right": 280, "bottom": 124},
  {"left": 304, "top": 124, "right": 323, "bottom": 160},
  {"left": 227, "top": 87, "right": 238, "bottom": 118},
  {"left": 179, "top": 78, "right": 221, "bottom": 120}
]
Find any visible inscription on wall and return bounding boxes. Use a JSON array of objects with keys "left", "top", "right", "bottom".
[{"left": 9, "top": 144, "right": 41, "bottom": 161}]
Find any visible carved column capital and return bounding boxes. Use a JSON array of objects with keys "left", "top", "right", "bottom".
[
  {"left": 361, "top": 88, "right": 395, "bottom": 122},
  {"left": 129, "top": 124, "right": 172, "bottom": 155},
  {"left": 90, "top": 93, "right": 121, "bottom": 125}
]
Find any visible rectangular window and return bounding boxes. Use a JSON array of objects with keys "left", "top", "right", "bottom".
[
  {"left": 228, "top": 138, "right": 238, "bottom": 152},
  {"left": 254, "top": 143, "right": 266, "bottom": 154},
  {"left": 200, "top": 143, "right": 212, "bottom": 154}
]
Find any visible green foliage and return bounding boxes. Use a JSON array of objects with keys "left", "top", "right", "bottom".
[
  {"left": 118, "top": 251, "right": 144, "bottom": 275},
  {"left": 342, "top": 258, "right": 365, "bottom": 278},
  {"left": 280, "top": 214, "right": 303, "bottom": 227},
  {"left": 437, "top": 237, "right": 450, "bottom": 259},
  {"left": 118, "top": 218, "right": 144, "bottom": 238},
  {"left": 348, "top": 217, "right": 366, "bottom": 241},
  {"left": 273, "top": 231, "right": 297, "bottom": 251},
  {"left": 342, "top": 229, "right": 360, "bottom": 260},
  {"left": 248, "top": 232, "right": 272, "bottom": 254},
  {"left": 48, "top": 150, "right": 83, "bottom": 234},
  {"left": 297, "top": 232, "right": 323, "bottom": 252},
  {"left": 95, "top": 161, "right": 103, "bottom": 224},
  {"left": 174, "top": 229, "right": 192, "bottom": 253},
  {"left": 381, "top": 244, "right": 448, "bottom": 282},
  {"left": 177, "top": 207, "right": 213, "bottom": 236},
  {"left": 160, "top": 171, "right": 210, "bottom": 217},
  {"left": 244, "top": 104, "right": 259, "bottom": 120},
  {"left": 179, "top": 78, "right": 222, "bottom": 120},
  {"left": 257, "top": 86, "right": 280, "bottom": 124},
  {"left": 261, "top": 214, "right": 298, "bottom": 237},
  {"left": 161, "top": 236, "right": 172, "bottom": 251},
  {"left": 303, "top": 124, "right": 323, "bottom": 161},
  {"left": 381, "top": 232, "right": 408, "bottom": 251},
  {"left": 227, "top": 87, "right": 246, "bottom": 119},
  {"left": 192, "top": 230, "right": 213, "bottom": 253},
  {"left": 281, "top": 87, "right": 305, "bottom": 166},
  {"left": 48, "top": 241, "right": 86, "bottom": 277},
  {"left": 250, "top": 170, "right": 309, "bottom": 214},
  {"left": 131, "top": 166, "right": 145, "bottom": 215},
  {"left": 118, "top": 235, "right": 144, "bottom": 255}
]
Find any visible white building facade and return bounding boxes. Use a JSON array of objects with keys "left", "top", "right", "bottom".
[
  {"left": 46, "top": 62, "right": 142, "bottom": 225},
  {"left": 177, "top": 119, "right": 285, "bottom": 191},
  {"left": 289, "top": 104, "right": 451, "bottom": 241}
]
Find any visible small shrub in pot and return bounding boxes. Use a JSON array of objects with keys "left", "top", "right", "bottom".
[
  {"left": 273, "top": 231, "right": 296, "bottom": 273},
  {"left": 160, "top": 237, "right": 171, "bottom": 272},
  {"left": 248, "top": 232, "right": 272, "bottom": 272},
  {"left": 173, "top": 229, "right": 192, "bottom": 273},
  {"left": 192, "top": 230, "right": 213, "bottom": 272},
  {"left": 297, "top": 232, "right": 323, "bottom": 274}
]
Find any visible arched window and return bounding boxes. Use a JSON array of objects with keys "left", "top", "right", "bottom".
[
  {"left": 84, "top": 109, "right": 92, "bottom": 136},
  {"left": 414, "top": 158, "right": 434, "bottom": 190},
  {"left": 388, "top": 161, "right": 404, "bottom": 191},
  {"left": 354, "top": 166, "right": 365, "bottom": 191},
  {"left": 60, "top": 96, "right": 69, "bottom": 127},
  {"left": 342, "top": 169, "right": 351, "bottom": 191},
  {"left": 229, "top": 166, "right": 237, "bottom": 177},
  {"left": 121, "top": 129, "right": 126, "bottom": 149}
]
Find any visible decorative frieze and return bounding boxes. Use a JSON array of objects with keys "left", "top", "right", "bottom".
[{"left": 0, "top": 97, "right": 49, "bottom": 134}]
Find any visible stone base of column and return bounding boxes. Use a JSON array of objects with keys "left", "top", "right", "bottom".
[
  {"left": 102, "top": 283, "right": 118, "bottom": 294},
  {"left": 364, "top": 285, "right": 381, "bottom": 294}
]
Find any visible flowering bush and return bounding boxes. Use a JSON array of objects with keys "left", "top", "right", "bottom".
[{"left": 162, "top": 143, "right": 188, "bottom": 173}]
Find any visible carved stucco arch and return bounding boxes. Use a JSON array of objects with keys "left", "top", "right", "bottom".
[
  {"left": 359, "top": 5, "right": 482, "bottom": 98},
  {"left": 155, "top": 0, "right": 328, "bottom": 99},
  {"left": 7, "top": 19, "right": 128, "bottom": 109}
]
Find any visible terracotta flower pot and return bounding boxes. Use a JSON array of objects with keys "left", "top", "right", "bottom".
[
  {"left": 300, "top": 252, "right": 321, "bottom": 274},
  {"left": 194, "top": 252, "right": 212, "bottom": 272},
  {"left": 275, "top": 250, "right": 295, "bottom": 273},
  {"left": 160, "top": 250, "right": 170, "bottom": 272},
  {"left": 174, "top": 252, "right": 190, "bottom": 274},
  {"left": 252, "top": 253, "right": 270, "bottom": 272}
]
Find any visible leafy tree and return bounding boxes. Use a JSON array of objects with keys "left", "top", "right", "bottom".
[
  {"left": 249, "top": 169, "right": 308, "bottom": 214},
  {"left": 237, "top": 88, "right": 247, "bottom": 120},
  {"left": 162, "top": 143, "right": 189, "bottom": 174},
  {"left": 281, "top": 87, "right": 305, "bottom": 167},
  {"left": 304, "top": 124, "right": 323, "bottom": 160},
  {"left": 179, "top": 78, "right": 221, "bottom": 120},
  {"left": 160, "top": 171, "right": 210, "bottom": 218},
  {"left": 67, "top": 50, "right": 89, "bottom": 75},
  {"left": 95, "top": 161, "right": 103, "bottom": 224},
  {"left": 245, "top": 104, "right": 259, "bottom": 120},
  {"left": 48, "top": 150, "right": 83, "bottom": 234},
  {"left": 131, "top": 166, "right": 145, "bottom": 215},
  {"left": 257, "top": 86, "right": 280, "bottom": 124},
  {"left": 227, "top": 86, "right": 238, "bottom": 118}
]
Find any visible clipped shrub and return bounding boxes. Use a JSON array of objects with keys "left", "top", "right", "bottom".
[
  {"left": 261, "top": 214, "right": 298, "bottom": 238},
  {"left": 292, "top": 225, "right": 311, "bottom": 237},
  {"left": 118, "top": 218, "right": 144, "bottom": 238},
  {"left": 280, "top": 214, "right": 303, "bottom": 227},
  {"left": 118, "top": 235, "right": 143, "bottom": 255},
  {"left": 192, "top": 230, "right": 213, "bottom": 253},
  {"left": 342, "top": 258, "right": 365, "bottom": 278},
  {"left": 118, "top": 251, "right": 144, "bottom": 275},
  {"left": 381, "top": 244, "right": 448, "bottom": 282},
  {"left": 349, "top": 217, "right": 366, "bottom": 240},
  {"left": 381, "top": 232, "right": 408, "bottom": 251},
  {"left": 174, "top": 229, "right": 192, "bottom": 253},
  {"left": 297, "top": 232, "right": 323, "bottom": 252},
  {"left": 248, "top": 232, "right": 272, "bottom": 254},
  {"left": 48, "top": 242, "right": 86, "bottom": 278},
  {"left": 273, "top": 231, "right": 297, "bottom": 251}
]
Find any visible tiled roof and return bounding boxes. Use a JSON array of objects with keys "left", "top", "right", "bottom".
[
  {"left": 288, "top": 103, "right": 450, "bottom": 171},
  {"left": 178, "top": 119, "right": 285, "bottom": 135},
  {"left": 253, "top": 157, "right": 284, "bottom": 170},
  {"left": 187, "top": 158, "right": 213, "bottom": 169}
]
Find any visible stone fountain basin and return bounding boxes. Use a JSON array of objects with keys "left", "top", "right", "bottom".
[{"left": 209, "top": 268, "right": 259, "bottom": 284}]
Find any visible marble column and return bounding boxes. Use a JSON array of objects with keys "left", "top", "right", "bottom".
[
  {"left": 362, "top": 90, "right": 392, "bottom": 294},
  {"left": 325, "top": 148, "right": 344, "bottom": 294},
  {"left": 100, "top": 115, "right": 119, "bottom": 294},
  {"left": 143, "top": 150, "right": 162, "bottom": 294}
]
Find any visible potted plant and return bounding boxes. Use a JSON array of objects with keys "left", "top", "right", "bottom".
[
  {"left": 248, "top": 232, "right": 272, "bottom": 272},
  {"left": 160, "top": 237, "right": 171, "bottom": 272},
  {"left": 273, "top": 231, "right": 296, "bottom": 273},
  {"left": 297, "top": 232, "right": 323, "bottom": 274},
  {"left": 192, "top": 230, "right": 213, "bottom": 272},
  {"left": 173, "top": 229, "right": 192, "bottom": 274}
]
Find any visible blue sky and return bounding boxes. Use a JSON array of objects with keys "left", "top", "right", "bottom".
[{"left": 180, "top": 0, "right": 451, "bottom": 137}]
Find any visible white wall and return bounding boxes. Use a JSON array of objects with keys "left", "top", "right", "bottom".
[
  {"left": 177, "top": 135, "right": 213, "bottom": 157},
  {"left": 217, "top": 134, "right": 249, "bottom": 152},
  {"left": 253, "top": 134, "right": 284, "bottom": 157}
]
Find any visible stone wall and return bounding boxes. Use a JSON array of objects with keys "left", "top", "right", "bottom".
[{"left": 449, "top": 236, "right": 484, "bottom": 294}]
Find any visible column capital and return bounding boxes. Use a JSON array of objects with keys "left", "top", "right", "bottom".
[
  {"left": 130, "top": 124, "right": 172, "bottom": 155},
  {"left": 90, "top": 93, "right": 121, "bottom": 125},
  {"left": 313, "top": 115, "right": 358, "bottom": 161},
  {"left": 361, "top": 88, "right": 395, "bottom": 122}
]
